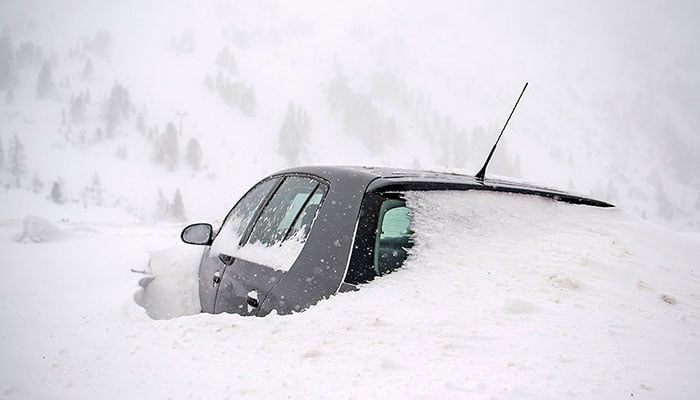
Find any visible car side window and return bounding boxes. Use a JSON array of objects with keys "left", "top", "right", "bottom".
[
  {"left": 286, "top": 188, "right": 326, "bottom": 239},
  {"left": 374, "top": 199, "right": 413, "bottom": 276},
  {"left": 247, "top": 176, "right": 325, "bottom": 247},
  {"left": 210, "top": 177, "right": 279, "bottom": 254}
]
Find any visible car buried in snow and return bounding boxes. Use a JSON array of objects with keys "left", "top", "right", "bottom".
[{"left": 179, "top": 165, "right": 613, "bottom": 316}]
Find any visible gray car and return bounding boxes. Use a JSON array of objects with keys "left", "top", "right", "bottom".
[{"left": 180, "top": 165, "right": 613, "bottom": 316}]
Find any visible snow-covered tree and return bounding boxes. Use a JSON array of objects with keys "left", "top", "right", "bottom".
[
  {"left": 185, "top": 138, "right": 202, "bottom": 171},
  {"left": 155, "top": 189, "right": 169, "bottom": 219},
  {"left": 170, "top": 189, "right": 185, "bottom": 220},
  {"left": 216, "top": 46, "right": 237, "bottom": 73},
  {"left": 278, "top": 103, "right": 311, "bottom": 165},
  {"left": 0, "top": 35, "right": 14, "bottom": 90},
  {"left": 169, "top": 30, "right": 195, "bottom": 55},
  {"left": 203, "top": 74, "right": 214, "bottom": 90},
  {"left": 0, "top": 137, "right": 4, "bottom": 169},
  {"left": 81, "top": 173, "right": 103, "bottom": 206},
  {"left": 135, "top": 107, "right": 147, "bottom": 134},
  {"left": 8, "top": 134, "right": 27, "bottom": 186},
  {"left": 94, "top": 127, "right": 104, "bottom": 142},
  {"left": 216, "top": 77, "right": 256, "bottom": 117},
  {"left": 15, "top": 41, "right": 43, "bottom": 69},
  {"left": 82, "top": 58, "right": 94, "bottom": 81},
  {"left": 70, "top": 92, "right": 87, "bottom": 123},
  {"left": 154, "top": 122, "right": 179, "bottom": 170},
  {"left": 103, "top": 82, "right": 131, "bottom": 134},
  {"left": 326, "top": 72, "right": 396, "bottom": 153},
  {"left": 36, "top": 60, "right": 55, "bottom": 99},
  {"left": 50, "top": 181, "right": 64, "bottom": 204},
  {"left": 154, "top": 188, "right": 186, "bottom": 220}
]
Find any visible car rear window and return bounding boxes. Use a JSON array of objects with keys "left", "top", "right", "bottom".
[
  {"left": 346, "top": 193, "right": 414, "bottom": 285},
  {"left": 375, "top": 199, "right": 413, "bottom": 276}
]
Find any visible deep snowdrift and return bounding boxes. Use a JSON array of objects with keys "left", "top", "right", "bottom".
[{"left": 1, "top": 191, "right": 698, "bottom": 399}]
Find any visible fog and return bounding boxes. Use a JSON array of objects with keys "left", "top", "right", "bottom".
[{"left": 1, "top": 0, "right": 698, "bottom": 229}]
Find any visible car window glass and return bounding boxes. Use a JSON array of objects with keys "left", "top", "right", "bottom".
[
  {"left": 237, "top": 176, "right": 327, "bottom": 271},
  {"left": 287, "top": 187, "right": 326, "bottom": 239},
  {"left": 210, "top": 178, "right": 278, "bottom": 255},
  {"left": 375, "top": 199, "right": 413, "bottom": 276},
  {"left": 248, "top": 176, "right": 320, "bottom": 247}
]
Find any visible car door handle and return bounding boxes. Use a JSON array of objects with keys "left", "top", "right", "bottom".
[
  {"left": 246, "top": 290, "right": 259, "bottom": 308},
  {"left": 218, "top": 253, "right": 235, "bottom": 266}
]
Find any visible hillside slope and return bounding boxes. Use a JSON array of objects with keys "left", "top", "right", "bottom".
[{"left": 0, "top": 0, "right": 699, "bottom": 228}]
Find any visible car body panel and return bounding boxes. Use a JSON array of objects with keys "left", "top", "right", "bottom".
[{"left": 214, "top": 258, "right": 284, "bottom": 315}]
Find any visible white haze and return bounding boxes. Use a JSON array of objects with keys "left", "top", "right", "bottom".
[{"left": 0, "top": 0, "right": 698, "bottom": 229}]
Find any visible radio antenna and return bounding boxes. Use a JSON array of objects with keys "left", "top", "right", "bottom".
[{"left": 475, "top": 82, "right": 528, "bottom": 181}]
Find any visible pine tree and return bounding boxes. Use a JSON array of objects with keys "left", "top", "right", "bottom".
[
  {"left": 0, "top": 137, "right": 4, "bottom": 169},
  {"left": 278, "top": 103, "right": 310, "bottom": 165},
  {"left": 155, "top": 189, "right": 169, "bottom": 220},
  {"left": 50, "top": 181, "right": 64, "bottom": 204},
  {"left": 157, "top": 122, "right": 179, "bottom": 170},
  {"left": 82, "top": 173, "right": 103, "bottom": 206},
  {"left": 185, "top": 138, "right": 202, "bottom": 171},
  {"left": 82, "top": 58, "right": 93, "bottom": 81},
  {"left": 94, "top": 127, "right": 104, "bottom": 142},
  {"left": 8, "top": 134, "right": 27, "bottom": 186},
  {"left": 15, "top": 40, "right": 42, "bottom": 69},
  {"left": 31, "top": 172, "right": 43, "bottom": 193},
  {"left": 70, "top": 93, "right": 86, "bottom": 123},
  {"left": 36, "top": 60, "right": 55, "bottom": 99},
  {"left": 0, "top": 35, "right": 13, "bottom": 91},
  {"left": 103, "top": 82, "right": 131, "bottom": 134},
  {"left": 170, "top": 189, "right": 185, "bottom": 220},
  {"left": 135, "top": 108, "right": 146, "bottom": 134},
  {"left": 215, "top": 46, "right": 237, "bottom": 73}
]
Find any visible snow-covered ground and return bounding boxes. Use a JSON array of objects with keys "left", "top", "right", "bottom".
[
  {"left": 1, "top": 0, "right": 700, "bottom": 398},
  {"left": 1, "top": 191, "right": 699, "bottom": 399}
]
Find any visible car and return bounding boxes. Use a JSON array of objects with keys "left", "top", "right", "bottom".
[{"left": 179, "top": 165, "right": 613, "bottom": 316}]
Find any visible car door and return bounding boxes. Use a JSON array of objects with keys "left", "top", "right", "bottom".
[
  {"left": 198, "top": 177, "right": 280, "bottom": 313},
  {"left": 213, "top": 175, "right": 327, "bottom": 316}
]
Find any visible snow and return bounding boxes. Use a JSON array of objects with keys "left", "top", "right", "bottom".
[
  {"left": 14, "top": 215, "right": 67, "bottom": 243},
  {"left": 2, "top": 190, "right": 699, "bottom": 399},
  {"left": 133, "top": 245, "right": 201, "bottom": 320},
  {"left": 210, "top": 214, "right": 308, "bottom": 272},
  {"left": 233, "top": 233, "right": 307, "bottom": 272},
  {"left": 1, "top": 0, "right": 700, "bottom": 398}
]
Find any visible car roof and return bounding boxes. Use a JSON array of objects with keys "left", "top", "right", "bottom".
[{"left": 275, "top": 165, "right": 614, "bottom": 208}]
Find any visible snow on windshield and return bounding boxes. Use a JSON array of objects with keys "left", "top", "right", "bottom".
[
  {"left": 234, "top": 231, "right": 308, "bottom": 271},
  {"left": 209, "top": 210, "right": 311, "bottom": 272}
]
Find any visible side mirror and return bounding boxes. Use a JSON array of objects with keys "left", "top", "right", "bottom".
[{"left": 181, "top": 223, "right": 213, "bottom": 245}]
